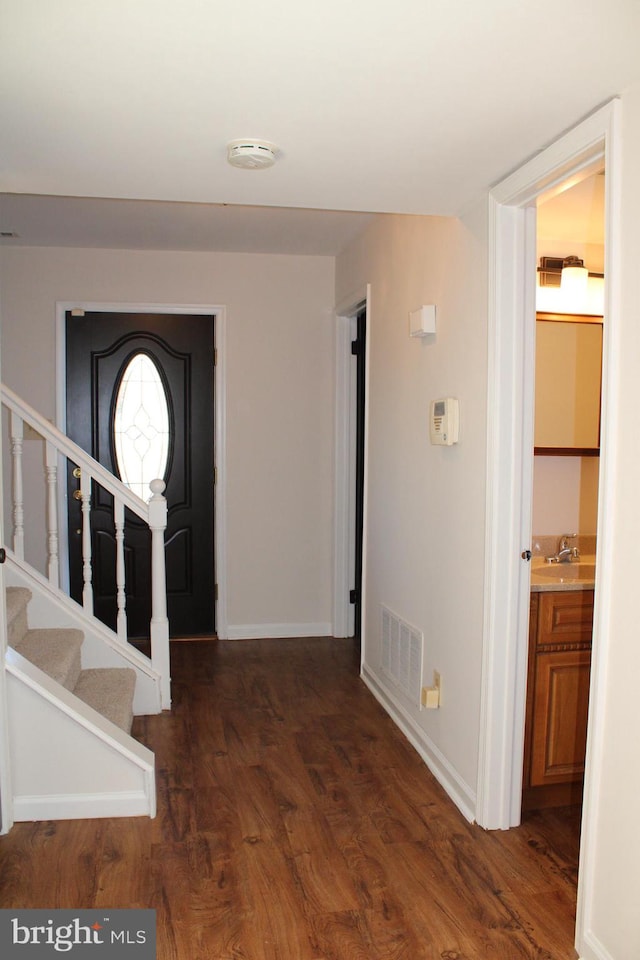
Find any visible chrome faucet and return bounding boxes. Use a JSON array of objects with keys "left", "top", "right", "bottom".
[{"left": 546, "top": 533, "right": 580, "bottom": 563}]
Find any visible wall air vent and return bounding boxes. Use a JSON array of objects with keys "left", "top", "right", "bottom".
[{"left": 381, "top": 605, "right": 423, "bottom": 705}]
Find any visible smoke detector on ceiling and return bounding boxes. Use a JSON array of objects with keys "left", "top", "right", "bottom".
[{"left": 227, "top": 139, "right": 279, "bottom": 170}]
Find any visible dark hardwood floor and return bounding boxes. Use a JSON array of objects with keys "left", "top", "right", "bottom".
[{"left": 0, "top": 637, "right": 581, "bottom": 959}]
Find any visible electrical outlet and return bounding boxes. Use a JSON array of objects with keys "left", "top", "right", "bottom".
[{"left": 420, "top": 671, "right": 441, "bottom": 710}]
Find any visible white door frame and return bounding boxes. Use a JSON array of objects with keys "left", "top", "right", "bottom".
[
  {"left": 55, "top": 301, "right": 228, "bottom": 639},
  {"left": 476, "top": 98, "right": 621, "bottom": 952},
  {"left": 333, "top": 284, "right": 370, "bottom": 655}
]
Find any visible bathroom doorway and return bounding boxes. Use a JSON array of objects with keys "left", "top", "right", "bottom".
[
  {"left": 522, "top": 174, "right": 605, "bottom": 815},
  {"left": 479, "top": 100, "right": 620, "bottom": 956},
  {"left": 477, "top": 101, "right": 619, "bottom": 835},
  {"left": 332, "top": 286, "right": 370, "bottom": 645}
]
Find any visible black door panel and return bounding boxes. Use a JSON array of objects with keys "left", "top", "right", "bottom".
[
  {"left": 66, "top": 311, "right": 215, "bottom": 638},
  {"left": 353, "top": 307, "right": 366, "bottom": 643}
]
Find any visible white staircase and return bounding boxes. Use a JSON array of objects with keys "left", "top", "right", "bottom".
[
  {"left": 5, "top": 582, "right": 156, "bottom": 821},
  {"left": 0, "top": 383, "right": 172, "bottom": 825}
]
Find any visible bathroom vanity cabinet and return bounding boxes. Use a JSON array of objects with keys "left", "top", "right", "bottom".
[{"left": 523, "top": 589, "right": 593, "bottom": 810}]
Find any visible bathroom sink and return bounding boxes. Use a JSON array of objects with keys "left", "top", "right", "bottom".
[{"left": 536, "top": 562, "right": 596, "bottom": 582}]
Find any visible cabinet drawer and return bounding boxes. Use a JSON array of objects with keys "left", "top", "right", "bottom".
[{"left": 537, "top": 590, "right": 594, "bottom": 648}]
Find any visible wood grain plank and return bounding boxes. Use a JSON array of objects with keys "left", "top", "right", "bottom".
[
  {"left": 155, "top": 838, "right": 250, "bottom": 960},
  {"left": 238, "top": 836, "right": 319, "bottom": 960},
  {"left": 280, "top": 803, "right": 361, "bottom": 916},
  {"left": 92, "top": 818, "right": 155, "bottom": 909}
]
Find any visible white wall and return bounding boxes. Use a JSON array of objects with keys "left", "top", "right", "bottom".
[
  {"left": 579, "top": 81, "right": 640, "bottom": 960},
  {"left": 0, "top": 246, "right": 335, "bottom": 637},
  {"left": 336, "top": 209, "right": 488, "bottom": 805},
  {"left": 532, "top": 456, "right": 599, "bottom": 536},
  {"left": 532, "top": 456, "right": 581, "bottom": 533}
]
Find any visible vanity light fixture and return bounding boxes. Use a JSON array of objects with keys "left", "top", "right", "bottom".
[
  {"left": 537, "top": 255, "right": 603, "bottom": 287},
  {"left": 560, "top": 255, "right": 589, "bottom": 298}
]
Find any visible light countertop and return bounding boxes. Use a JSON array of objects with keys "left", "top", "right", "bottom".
[{"left": 530, "top": 555, "right": 596, "bottom": 592}]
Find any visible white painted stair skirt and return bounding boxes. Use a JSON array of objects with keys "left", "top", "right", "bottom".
[{"left": 5, "top": 585, "right": 156, "bottom": 821}]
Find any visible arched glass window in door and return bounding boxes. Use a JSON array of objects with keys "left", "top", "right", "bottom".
[{"left": 113, "top": 352, "right": 171, "bottom": 500}]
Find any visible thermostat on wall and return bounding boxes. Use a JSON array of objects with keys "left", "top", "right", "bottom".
[{"left": 430, "top": 397, "right": 459, "bottom": 445}]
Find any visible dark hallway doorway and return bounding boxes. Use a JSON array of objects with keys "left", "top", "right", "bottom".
[{"left": 351, "top": 305, "right": 366, "bottom": 643}]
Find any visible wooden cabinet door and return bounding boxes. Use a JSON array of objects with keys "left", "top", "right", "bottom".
[{"left": 530, "top": 649, "right": 591, "bottom": 786}]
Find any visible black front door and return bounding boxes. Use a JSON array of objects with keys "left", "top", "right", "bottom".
[{"left": 65, "top": 311, "right": 215, "bottom": 639}]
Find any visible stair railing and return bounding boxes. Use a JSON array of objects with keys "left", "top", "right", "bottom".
[{"left": 1, "top": 384, "right": 170, "bottom": 709}]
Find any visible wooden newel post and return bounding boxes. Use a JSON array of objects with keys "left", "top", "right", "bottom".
[{"left": 148, "top": 478, "right": 171, "bottom": 709}]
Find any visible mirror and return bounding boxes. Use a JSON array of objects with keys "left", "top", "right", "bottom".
[{"left": 534, "top": 312, "right": 603, "bottom": 454}]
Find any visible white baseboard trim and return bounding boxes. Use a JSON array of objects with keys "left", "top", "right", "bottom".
[
  {"left": 14, "top": 790, "right": 154, "bottom": 821},
  {"left": 576, "top": 929, "right": 615, "bottom": 960},
  {"left": 361, "top": 663, "right": 477, "bottom": 823},
  {"left": 226, "top": 622, "right": 332, "bottom": 640}
]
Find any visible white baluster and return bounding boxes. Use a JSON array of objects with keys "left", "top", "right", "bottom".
[
  {"left": 45, "top": 442, "right": 59, "bottom": 587},
  {"left": 9, "top": 412, "right": 24, "bottom": 559},
  {"left": 114, "top": 497, "right": 127, "bottom": 642},
  {"left": 148, "top": 478, "right": 170, "bottom": 709},
  {"left": 80, "top": 471, "right": 94, "bottom": 615}
]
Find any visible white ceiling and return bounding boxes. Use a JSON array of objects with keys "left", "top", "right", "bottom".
[
  {"left": 1, "top": 1, "right": 639, "bottom": 254},
  {"left": 0, "top": 194, "right": 375, "bottom": 256}
]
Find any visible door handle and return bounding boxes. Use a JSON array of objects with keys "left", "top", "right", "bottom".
[{"left": 72, "top": 466, "right": 84, "bottom": 501}]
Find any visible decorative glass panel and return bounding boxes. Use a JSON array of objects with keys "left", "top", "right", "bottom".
[{"left": 113, "top": 353, "right": 170, "bottom": 500}]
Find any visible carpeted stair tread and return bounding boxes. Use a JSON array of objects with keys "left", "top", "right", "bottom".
[
  {"left": 6, "top": 587, "right": 33, "bottom": 648},
  {"left": 6, "top": 586, "right": 139, "bottom": 737},
  {"left": 14, "top": 628, "right": 84, "bottom": 690},
  {"left": 73, "top": 668, "right": 136, "bottom": 733}
]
